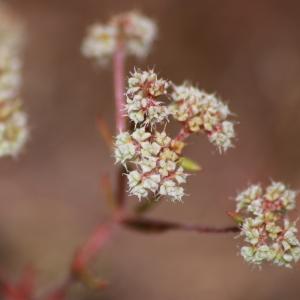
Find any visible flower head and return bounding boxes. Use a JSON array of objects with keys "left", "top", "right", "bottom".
[
  {"left": 112, "top": 11, "right": 157, "bottom": 58},
  {"left": 170, "top": 83, "right": 234, "bottom": 152},
  {"left": 114, "top": 127, "right": 187, "bottom": 202},
  {"left": 82, "top": 11, "right": 157, "bottom": 64},
  {"left": 81, "top": 25, "right": 117, "bottom": 65},
  {"left": 114, "top": 69, "right": 236, "bottom": 202},
  {"left": 125, "top": 69, "right": 169, "bottom": 126},
  {"left": 235, "top": 181, "right": 300, "bottom": 268}
]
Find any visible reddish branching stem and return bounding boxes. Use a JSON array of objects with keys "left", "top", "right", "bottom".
[
  {"left": 122, "top": 216, "right": 240, "bottom": 234},
  {"left": 113, "top": 43, "right": 127, "bottom": 210},
  {"left": 0, "top": 36, "right": 239, "bottom": 300},
  {"left": 72, "top": 223, "right": 115, "bottom": 274},
  {"left": 113, "top": 43, "right": 126, "bottom": 133}
]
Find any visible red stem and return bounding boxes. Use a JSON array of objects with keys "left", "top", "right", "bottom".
[
  {"left": 122, "top": 216, "right": 240, "bottom": 234},
  {"left": 113, "top": 43, "right": 126, "bottom": 133},
  {"left": 113, "top": 42, "right": 127, "bottom": 209}
]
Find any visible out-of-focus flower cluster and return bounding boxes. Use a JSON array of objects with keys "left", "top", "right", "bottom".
[
  {"left": 170, "top": 83, "right": 234, "bottom": 152},
  {"left": 114, "top": 69, "right": 235, "bottom": 201},
  {"left": 235, "top": 182, "right": 300, "bottom": 268},
  {"left": 0, "top": 5, "right": 28, "bottom": 157},
  {"left": 82, "top": 11, "right": 157, "bottom": 64}
]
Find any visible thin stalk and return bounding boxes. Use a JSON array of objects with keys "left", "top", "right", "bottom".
[
  {"left": 122, "top": 216, "right": 240, "bottom": 234},
  {"left": 113, "top": 43, "right": 127, "bottom": 209},
  {"left": 113, "top": 43, "right": 126, "bottom": 133}
]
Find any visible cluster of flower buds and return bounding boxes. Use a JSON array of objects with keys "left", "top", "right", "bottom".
[
  {"left": 115, "top": 70, "right": 186, "bottom": 201},
  {"left": 170, "top": 83, "right": 234, "bottom": 152},
  {"left": 114, "top": 69, "right": 235, "bottom": 201},
  {"left": 126, "top": 69, "right": 169, "bottom": 126},
  {"left": 235, "top": 182, "right": 300, "bottom": 267},
  {"left": 0, "top": 5, "right": 28, "bottom": 157},
  {"left": 82, "top": 11, "right": 157, "bottom": 64}
]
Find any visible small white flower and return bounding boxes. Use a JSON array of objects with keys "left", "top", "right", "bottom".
[
  {"left": 235, "top": 184, "right": 262, "bottom": 212},
  {"left": 208, "top": 130, "right": 232, "bottom": 152},
  {"left": 281, "top": 189, "right": 296, "bottom": 211},
  {"left": 174, "top": 167, "right": 188, "bottom": 184},
  {"left": 291, "top": 247, "right": 300, "bottom": 261},
  {"left": 128, "top": 111, "right": 145, "bottom": 124},
  {"left": 255, "top": 245, "right": 274, "bottom": 262},
  {"left": 139, "top": 156, "right": 157, "bottom": 173},
  {"left": 131, "top": 127, "right": 151, "bottom": 142},
  {"left": 284, "top": 225, "right": 300, "bottom": 247},
  {"left": 140, "top": 141, "right": 161, "bottom": 157},
  {"left": 159, "top": 180, "right": 184, "bottom": 201},
  {"left": 130, "top": 184, "right": 148, "bottom": 200},
  {"left": 247, "top": 199, "right": 263, "bottom": 216},
  {"left": 158, "top": 159, "right": 176, "bottom": 177},
  {"left": 242, "top": 223, "right": 260, "bottom": 245},
  {"left": 265, "top": 181, "right": 286, "bottom": 202},
  {"left": 240, "top": 246, "right": 254, "bottom": 263},
  {"left": 114, "top": 131, "right": 136, "bottom": 165},
  {"left": 127, "top": 170, "right": 142, "bottom": 189},
  {"left": 143, "top": 174, "right": 160, "bottom": 192},
  {"left": 154, "top": 131, "right": 171, "bottom": 147}
]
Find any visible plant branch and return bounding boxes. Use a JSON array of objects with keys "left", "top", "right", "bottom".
[
  {"left": 113, "top": 42, "right": 127, "bottom": 209},
  {"left": 122, "top": 216, "right": 240, "bottom": 234},
  {"left": 113, "top": 43, "right": 126, "bottom": 133}
]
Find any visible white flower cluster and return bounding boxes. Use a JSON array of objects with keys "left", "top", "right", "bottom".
[
  {"left": 126, "top": 69, "right": 169, "bottom": 125},
  {"left": 170, "top": 83, "right": 234, "bottom": 152},
  {"left": 115, "top": 128, "right": 187, "bottom": 201},
  {"left": 82, "top": 11, "right": 157, "bottom": 64},
  {"left": 115, "top": 70, "right": 187, "bottom": 201},
  {"left": 114, "top": 69, "right": 236, "bottom": 201},
  {"left": 0, "top": 6, "right": 28, "bottom": 157},
  {"left": 235, "top": 182, "right": 300, "bottom": 267}
]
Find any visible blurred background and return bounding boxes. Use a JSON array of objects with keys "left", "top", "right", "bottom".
[{"left": 1, "top": 0, "right": 300, "bottom": 299}]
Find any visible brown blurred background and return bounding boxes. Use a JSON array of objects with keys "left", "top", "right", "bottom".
[{"left": 1, "top": 0, "right": 300, "bottom": 299}]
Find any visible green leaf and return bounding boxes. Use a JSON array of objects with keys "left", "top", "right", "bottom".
[
  {"left": 227, "top": 211, "right": 244, "bottom": 225},
  {"left": 179, "top": 157, "right": 202, "bottom": 172}
]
